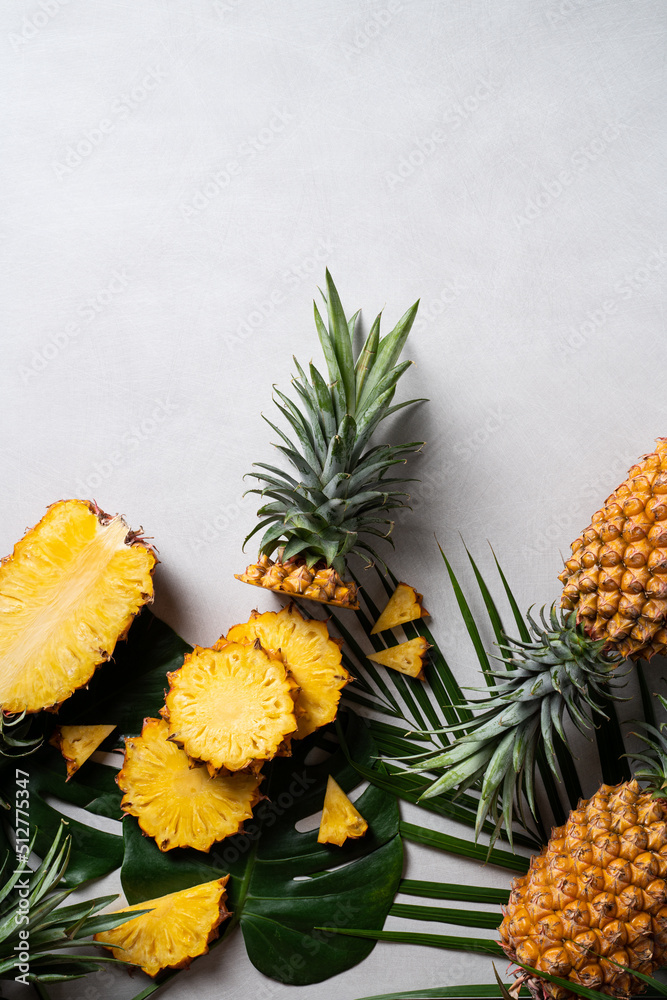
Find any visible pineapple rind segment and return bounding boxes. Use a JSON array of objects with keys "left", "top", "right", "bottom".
[
  {"left": 0, "top": 500, "right": 155, "bottom": 713},
  {"left": 371, "top": 582, "right": 428, "bottom": 634},
  {"left": 499, "top": 780, "right": 667, "bottom": 1000},
  {"left": 50, "top": 724, "right": 116, "bottom": 780},
  {"left": 237, "top": 557, "right": 360, "bottom": 609},
  {"left": 164, "top": 640, "right": 298, "bottom": 773},
  {"left": 560, "top": 437, "right": 667, "bottom": 660},
  {"left": 318, "top": 774, "right": 368, "bottom": 847},
  {"left": 367, "top": 637, "right": 430, "bottom": 679},
  {"left": 118, "top": 718, "right": 263, "bottom": 852},
  {"left": 94, "top": 876, "right": 230, "bottom": 977},
  {"left": 226, "top": 605, "right": 349, "bottom": 739}
]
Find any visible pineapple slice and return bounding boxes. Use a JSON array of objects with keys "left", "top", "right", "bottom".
[
  {"left": 226, "top": 605, "right": 349, "bottom": 739},
  {"left": 318, "top": 775, "right": 368, "bottom": 846},
  {"left": 0, "top": 500, "right": 155, "bottom": 713},
  {"left": 367, "top": 637, "right": 430, "bottom": 679},
  {"left": 371, "top": 583, "right": 428, "bottom": 634},
  {"left": 50, "top": 724, "right": 116, "bottom": 780},
  {"left": 118, "top": 718, "right": 263, "bottom": 852},
  {"left": 94, "top": 877, "right": 230, "bottom": 977},
  {"left": 163, "top": 640, "right": 298, "bottom": 774}
]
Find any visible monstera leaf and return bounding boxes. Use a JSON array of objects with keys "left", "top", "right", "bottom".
[{"left": 1, "top": 610, "right": 402, "bottom": 989}]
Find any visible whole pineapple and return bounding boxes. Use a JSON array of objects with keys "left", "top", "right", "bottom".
[
  {"left": 237, "top": 271, "right": 424, "bottom": 609},
  {"left": 560, "top": 438, "right": 667, "bottom": 659},
  {"left": 499, "top": 778, "right": 667, "bottom": 999}
]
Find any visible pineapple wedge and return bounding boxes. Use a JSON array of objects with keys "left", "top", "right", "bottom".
[
  {"left": 163, "top": 640, "right": 298, "bottom": 775},
  {"left": 50, "top": 724, "right": 116, "bottom": 780},
  {"left": 226, "top": 605, "right": 349, "bottom": 739},
  {"left": 0, "top": 500, "right": 155, "bottom": 713},
  {"left": 367, "top": 637, "right": 430, "bottom": 679},
  {"left": 95, "top": 877, "right": 230, "bottom": 977},
  {"left": 317, "top": 775, "right": 368, "bottom": 846},
  {"left": 371, "top": 583, "right": 429, "bottom": 634},
  {"left": 118, "top": 718, "right": 263, "bottom": 852}
]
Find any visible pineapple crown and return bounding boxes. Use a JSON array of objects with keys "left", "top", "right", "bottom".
[
  {"left": 628, "top": 693, "right": 667, "bottom": 796},
  {"left": 408, "top": 605, "right": 623, "bottom": 846},
  {"left": 243, "top": 271, "right": 425, "bottom": 574}
]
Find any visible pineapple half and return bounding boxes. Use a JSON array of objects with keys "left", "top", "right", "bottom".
[
  {"left": 50, "top": 724, "right": 116, "bottom": 780},
  {"left": 371, "top": 583, "right": 428, "bottom": 634},
  {"left": 238, "top": 271, "right": 424, "bottom": 610},
  {"left": 118, "top": 718, "right": 263, "bottom": 852},
  {"left": 367, "top": 636, "right": 430, "bottom": 679},
  {"left": 95, "top": 877, "right": 230, "bottom": 977},
  {"left": 226, "top": 604, "right": 349, "bottom": 739},
  {"left": 163, "top": 639, "right": 298, "bottom": 775},
  {"left": 318, "top": 775, "right": 368, "bottom": 846},
  {"left": 0, "top": 499, "right": 156, "bottom": 713}
]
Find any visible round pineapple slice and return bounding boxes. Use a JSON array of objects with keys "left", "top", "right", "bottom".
[
  {"left": 94, "top": 876, "right": 230, "bottom": 977},
  {"left": 226, "top": 604, "right": 349, "bottom": 739},
  {"left": 118, "top": 718, "right": 263, "bottom": 851},
  {"left": 0, "top": 499, "right": 156, "bottom": 713},
  {"left": 163, "top": 640, "right": 298, "bottom": 773}
]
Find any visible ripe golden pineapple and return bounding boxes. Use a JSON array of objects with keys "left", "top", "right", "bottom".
[
  {"left": 0, "top": 499, "right": 155, "bottom": 713},
  {"left": 367, "top": 636, "right": 430, "bottom": 679},
  {"left": 226, "top": 605, "right": 349, "bottom": 739},
  {"left": 95, "top": 877, "right": 230, "bottom": 977},
  {"left": 50, "top": 724, "right": 116, "bottom": 780},
  {"left": 560, "top": 438, "right": 667, "bottom": 659},
  {"left": 163, "top": 639, "right": 298, "bottom": 775},
  {"left": 118, "top": 718, "right": 263, "bottom": 851},
  {"left": 318, "top": 774, "right": 368, "bottom": 846},
  {"left": 499, "top": 780, "right": 667, "bottom": 1000},
  {"left": 371, "top": 583, "right": 429, "bottom": 634}
]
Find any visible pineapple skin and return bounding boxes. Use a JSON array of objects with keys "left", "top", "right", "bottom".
[
  {"left": 560, "top": 438, "right": 667, "bottom": 659},
  {"left": 237, "top": 555, "right": 359, "bottom": 609},
  {"left": 499, "top": 780, "right": 667, "bottom": 1000}
]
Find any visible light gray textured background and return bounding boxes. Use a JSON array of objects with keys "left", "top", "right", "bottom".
[{"left": 2, "top": 1, "right": 667, "bottom": 997}]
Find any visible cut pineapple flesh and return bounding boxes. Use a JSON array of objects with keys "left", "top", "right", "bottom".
[
  {"left": 0, "top": 499, "right": 155, "bottom": 713},
  {"left": 226, "top": 605, "right": 349, "bottom": 739},
  {"left": 164, "top": 640, "right": 298, "bottom": 774},
  {"left": 95, "top": 876, "right": 230, "bottom": 977},
  {"left": 318, "top": 774, "right": 368, "bottom": 846},
  {"left": 118, "top": 718, "right": 263, "bottom": 851},
  {"left": 371, "top": 582, "right": 428, "bottom": 634},
  {"left": 50, "top": 724, "right": 116, "bottom": 780},
  {"left": 367, "top": 637, "right": 430, "bottom": 679}
]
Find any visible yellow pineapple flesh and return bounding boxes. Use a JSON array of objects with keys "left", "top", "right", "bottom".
[
  {"left": 94, "top": 876, "right": 230, "bottom": 977},
  {"left": 236, "top": 555, "right": 359, "bottom": 609},
  {"left": 367, "top": 637, "right": 430, "bottom": 679},
  {"left": 118, "top": 717, "right": 263, "bottom": 852},
  {"left": 560, "top": 438, "right": 667, "bottom": 659},
  {"left": 50, "top": 724, "right": 116, "bottom": 780},
  {"left": 226, "top": 605, "right": 349, "bottom": 739},
  {"left": 163, "top": 639, "right": 298, "bottom": 774},
  {"left": 499, "top": 780, "right": 667, "bottom": 999},
  {"left": 317, "top": 774, "right": 368, "bottom": 846},
  {"left": 371, "top": 583, "right": 429, "bottom": 634},
  {"left": 0, "top": 499, "right": 155, "bottom": 713}
]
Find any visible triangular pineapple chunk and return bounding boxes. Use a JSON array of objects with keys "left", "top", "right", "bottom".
[
  {"left": 371, "top": 582, "right": 429, "bottom": 634},
  {"left": 367, "top": 637, "right": 430, "bottom": 679},
  {"left": 317, "top": 775, "right": 368, "bottom": 846},
  {"left": 94, "top": 877, "right": 230, "bottom": 977},
  {"left": 50, "top": 724, "right": 116, "bottom": 780}
]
